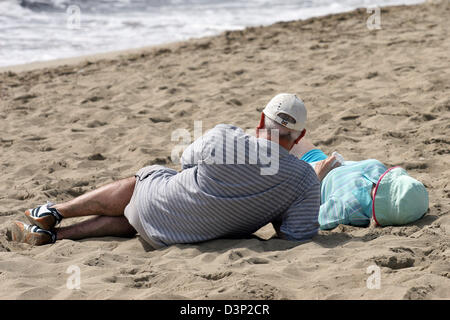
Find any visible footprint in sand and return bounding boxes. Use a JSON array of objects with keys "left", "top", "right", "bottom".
[
  {"left": 39, "top": 146, "right": 55, "bottom": 152},
  {"left": 175, "top": 110, "right": 191, "bottom": 118},
  {"left": 424, "top": 137, "right": 450, "bottom": 155},
  {"left": 409, "top": 113, "right": 436, "bottom": 123},
  {"left": 0, "top": 138, "right": 13, "bottom": 147},
  {"left": 25, "top": 136, "right": 46, "bottom": 141},
  {"left": 127, "top": 272, "right": 156, "bottom": 289},
  {"left": 340, "top": 115, "right": 360, "bottom": 121},
  {"left": 430, "top": 100, "right": 450, "bottom": 113},
  {"left": 227, "top": 98, "right": 242, "bottom": 106},
  {"left": 403, "top": 285, "right": 434, "bottom": 299},
  {"left": 198, "top": 271, "right": 232, "bottom": 281},
  {"left": 154, "top": 48, "right": 171, "bottom": 56},
  {"left": 403, "top": 162, "right": 428, "bottom": 170},
  {"left": 146, "top": 157, "right": 170, "bottom": 166},
  {"left": 88, "top": 153, "right": 106, "bottom": 161},
  {"left": 373, "top": 253, "right": 415, "bottom": 270},
  {"left": 12, "top": 93, "right": 37, "bottom": 103},
  {"left": 244, "top": 257, "right": 270, "bottom": 265},
  {"left": 382, "top": 131, "right": 405, "bottom": 139},
  {"left": 81, "top": 95, "right": 103, "bottom": 104},
  {"left": 86, "top": 120, "right": 107, "bottom": 128},
  {"left": 149, "top": 116, "right": 172, "bottom": 123}
]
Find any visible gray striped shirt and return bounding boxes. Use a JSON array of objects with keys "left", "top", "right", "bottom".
[{"left": 135, "top": 124, "right": 320, "bottom": 247}]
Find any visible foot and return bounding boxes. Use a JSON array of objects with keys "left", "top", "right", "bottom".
[
  {"left": 24, "top": 202, "right": 63, "bottom": 230},
  {"left": 8, "top": 221, "right": 56, "bottom": 245}
]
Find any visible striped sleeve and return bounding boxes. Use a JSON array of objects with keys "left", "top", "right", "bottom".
[{"left": 279, "top": 180, "right": 321, "bottom": 241}]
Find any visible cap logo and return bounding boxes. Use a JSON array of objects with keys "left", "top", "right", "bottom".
[{"left": 277, "top": 112, "right": 297, "bottom": 125}]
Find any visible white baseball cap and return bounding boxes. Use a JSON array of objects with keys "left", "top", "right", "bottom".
[{"left": 262, "top": 93, "right": 307, "bottom": 131}]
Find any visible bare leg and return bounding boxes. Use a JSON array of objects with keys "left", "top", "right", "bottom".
[
  {"left": 13, "top": 177, "right": 138, "bottom": 245},
  {"left": 52, "top": 177, "right": 137, "bottom": 240},
  {"left": 56, "top": 216, "right": 136, "bottom": 240},
  {"left": 53, "top": 177, "right": 136, "bottom": 218}
]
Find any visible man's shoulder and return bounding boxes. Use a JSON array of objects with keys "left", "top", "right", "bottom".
[
  {"left": 213, "top": 123, "right": 243, "bottom": 132},
  {"left": 204, "top": 124, "right": 247, "bottom": 140}
]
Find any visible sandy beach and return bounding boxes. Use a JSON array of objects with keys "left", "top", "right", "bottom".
[{"left": 0, "top": 1, "right": 449, "bottom": 299}]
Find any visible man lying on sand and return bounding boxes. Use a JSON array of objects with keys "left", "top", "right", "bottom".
[
  {"left": 294, "top": 139, "right": 429, "bottom": 229},
  {"left": 10, "top": 94, "right": 334, "bottom": 248}
]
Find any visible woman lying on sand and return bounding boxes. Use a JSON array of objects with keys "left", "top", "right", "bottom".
[{"left": 294, "top": 139, "right": 429, "bottom": 230}]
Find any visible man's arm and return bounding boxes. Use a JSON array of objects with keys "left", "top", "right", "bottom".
[{"left": 275, "top": 179, "right": 321, "bottom": 241}]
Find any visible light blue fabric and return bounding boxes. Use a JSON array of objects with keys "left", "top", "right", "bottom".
[
  {"left": 300, "top": 149, "right": 328, "bottom": 163},
  {"left": 301, "top": 153, "right": 387, "bottom": 229},
  {"left": 318, "top": 159, "right": 387, "bottom": 229},
  {"left": 373, "top": 167, "right": 428, "bottom": 226}
]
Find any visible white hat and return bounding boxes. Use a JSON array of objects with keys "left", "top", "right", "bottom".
[{"left": 262, "top": 93, "right": 307, "bottom": 131}]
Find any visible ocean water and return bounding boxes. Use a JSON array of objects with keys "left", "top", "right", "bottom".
[{"left": 0, "top": 0, "right": 425, "bottom": 67}]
